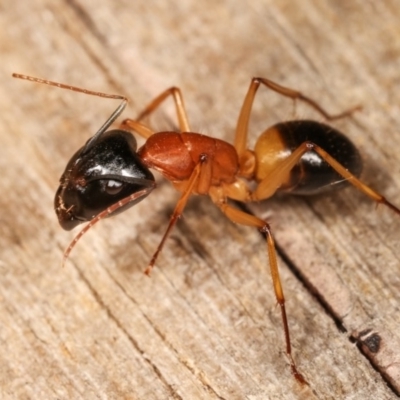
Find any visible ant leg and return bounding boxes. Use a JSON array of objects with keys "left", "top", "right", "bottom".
[
  {"left": 121, "top": 87, "right": 191, "bottom": 135},
  {"left": 145, "top": 154, "right": 211, "bottom": 275},
  {"left": 234, "top": 77, "right": 361, "bottom": 158},
  {"left": 253, "top": 141, "right": 400, "bottom": 216},
  {"left": 255, "top": 78, "right": 361, "bottom": 120},
  {"left": 119, "top": 119, "right": 155, "bottom": 140},
  {"left": 210, "top": 195, "right": 307, "bottom": 384}
]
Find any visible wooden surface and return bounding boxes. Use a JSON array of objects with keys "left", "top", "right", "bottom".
[{"left": 2, "top": 1, "right": 400, "bottom": 399}]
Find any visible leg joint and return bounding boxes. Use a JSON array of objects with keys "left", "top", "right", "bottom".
[
  {"left": 199, "top": 153, "right": 209, "bottom": 163},
  {"left": 304, "top": 140, "right": 315, "bottom": 150},
  {"left": 258, "top": 221, "right": 271, "bottom": 234}
]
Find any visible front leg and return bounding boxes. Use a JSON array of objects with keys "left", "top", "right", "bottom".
[
  {"left": 119, "top": 119, "right": 155, "bottom": 139},
  {"left": 121, "top": 87, "right": 191, "bottom": 138}
]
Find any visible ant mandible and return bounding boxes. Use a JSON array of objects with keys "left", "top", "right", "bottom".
[{"left": 13, "top": 73, "right": 400, "bottom": 384}]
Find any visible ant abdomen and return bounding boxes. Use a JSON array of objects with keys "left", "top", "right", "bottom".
[{"left": 254, "top": 120, "right": 363, "bottom": 195}]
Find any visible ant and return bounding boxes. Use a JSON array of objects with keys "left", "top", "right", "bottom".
[{"left": 13, "top": 73, "right": 400, "bottom": 384}]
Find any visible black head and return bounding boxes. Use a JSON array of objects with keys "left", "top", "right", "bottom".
[{"left": 55, "top": 129, "right": 155, "bottom": 230}]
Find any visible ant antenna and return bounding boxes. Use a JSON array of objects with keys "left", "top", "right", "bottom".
[
  {"left": 62, "top": 187, "right": 155, "bottom": 268},
  {"left": 12, "top": 73, "right": 128, "bottom": 152}
]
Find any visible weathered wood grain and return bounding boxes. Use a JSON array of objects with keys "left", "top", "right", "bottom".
[{"left": 2, "top": 1, "right": 400, "bottom": 399}]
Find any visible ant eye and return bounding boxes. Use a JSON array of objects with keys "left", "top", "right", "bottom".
[{"left": 104, "top": 179, "right": 124, "bottom": 195}]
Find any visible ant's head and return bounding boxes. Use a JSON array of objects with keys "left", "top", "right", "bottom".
[
  {"left": 11, "top": 74, "right": 155, "bottom": 230},
  {"left": 55, "top": 130, "right": 155, "bottom": 230}
]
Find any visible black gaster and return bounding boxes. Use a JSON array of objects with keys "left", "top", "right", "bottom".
[
  {"left": 55, "top": 130, "right": 155, "bottom": 230},
  {"left": 277, "top": 120, "right": 363, "bottom": 195}
]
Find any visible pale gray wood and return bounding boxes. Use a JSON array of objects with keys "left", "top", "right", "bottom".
[{"left": 1, "top": 1, "right": 400, "bottom": 398}]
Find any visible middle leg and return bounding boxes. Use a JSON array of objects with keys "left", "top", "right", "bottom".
[{"left": 209, "top": 188, "right": 307, "bottom": 384}]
